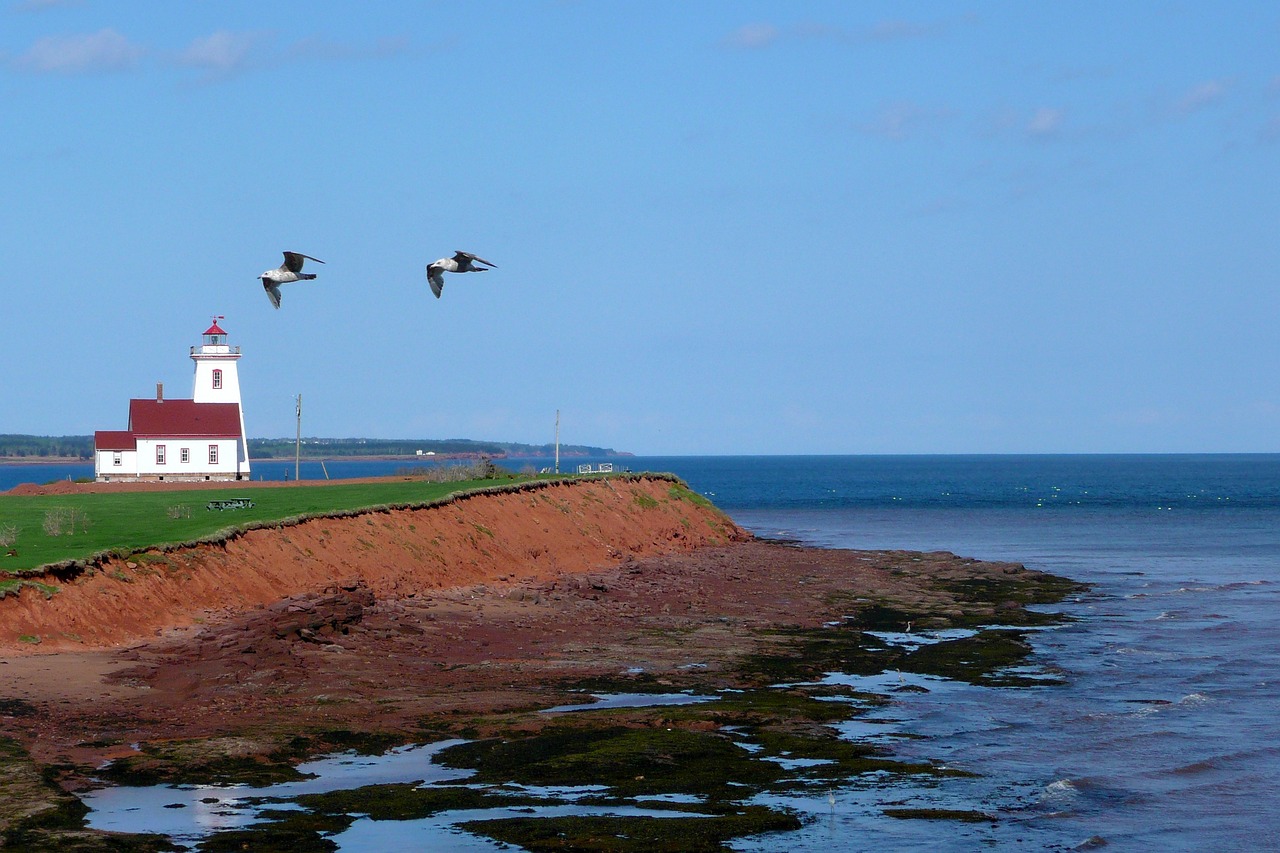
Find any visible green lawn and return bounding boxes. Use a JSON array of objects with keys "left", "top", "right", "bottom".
[{"left": 0, "top": 477, "right": 528, "bottom": 579}]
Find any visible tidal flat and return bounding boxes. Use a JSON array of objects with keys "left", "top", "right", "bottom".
[{"left": 2, "top": 541, "right": 1081, "bottom": 851}]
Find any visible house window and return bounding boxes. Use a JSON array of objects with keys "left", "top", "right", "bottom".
[
  {"left": 209, "top": 444, "right": 219, "bottom": 465},
  {"left": 212, "top": 369, "right": 223, "bottom": 390},
  {"left": 156, "top": 445, "right": 166, "bottom": 465},
  {"left": 180, "top": 447, "right": 190, "bottom": 464},
  {"left": 113, "top": 452, "right": 122, "bottom": 466}
]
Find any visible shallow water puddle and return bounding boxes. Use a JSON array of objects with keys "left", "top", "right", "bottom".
[
  {"left": 82, "top": 751, "right": 711, "bottom": 847},
  {"left": 539, "top": 691, "right": 715, "bottom": 713},
  {"left": 78, "top": 693, "right": 723, "bottom": 846},
  {"left": 330, "top": 803, "right": 716, "bottom": 852},
  {"left": 80, "top": 739, "right": 471, "bottom": 841},
  {"left": 863, "top": 627, "right": 979, "bottom": 650}
]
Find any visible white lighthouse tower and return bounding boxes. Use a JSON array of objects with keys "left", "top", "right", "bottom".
[
  {"left": 192, "top": 317, "right": 242, "bottom": 404},
  {"left": 191, "top": 316, "right": 251, "bottom": 474}
]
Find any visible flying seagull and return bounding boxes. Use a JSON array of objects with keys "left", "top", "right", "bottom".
[
  {"left": 260, "top": 251, "right": 324, "bottom": 309},
  {"left": 426, "top": 251, "right": 496, "bottom": 298}
]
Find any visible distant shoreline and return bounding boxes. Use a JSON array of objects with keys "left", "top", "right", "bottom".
[
  {"left": 0, "top": 451, "right": 632, "bottom": 465},
  {"left": 0, "top": 457, "right": 89, "bottom": 465}
]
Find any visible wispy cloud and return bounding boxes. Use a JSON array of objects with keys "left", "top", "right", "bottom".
[
  {"left": 5, "top": 25, "right": 408, "bottom": 81},
  {"left": 981, "top": 105, "right": 1067, "bottom": 142},
  {"left": 723, "top": 23, "right": 779, "bottom": 50},
  {"left": 174, "top": 30, "right": 410, "bottom": 81},
  {"left": 1171, "top": 78, "right": 1231, "bottom": 117},
  {"left": 12, "top": 28, "right": 143, "bottom": 74},
  {"left": 857, "top": 101, "right": 956, "bottom": 141},
  {"left": 176, "top": 29, "right": 271, "bottom": 77},
  {"left": 1026, "top": 107, "right": 1065, "bottom": 139},
  {"left": 723, "top": 15, "right": 975, "bottom": 50}
]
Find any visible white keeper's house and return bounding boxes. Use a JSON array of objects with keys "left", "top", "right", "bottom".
[{"left": 94, "top": 318, "right": 252, "bottom": 482}]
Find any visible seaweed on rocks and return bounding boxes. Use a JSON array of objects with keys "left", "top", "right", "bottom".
[
  {"left": 95, "top": 729, "right": 411, "bottom": 787},
  {"left": 460, "top": 807, "right": 803, "bottom": 853},
  {"left": 0, "top": 737, "right": 178, "bottom": 852}
]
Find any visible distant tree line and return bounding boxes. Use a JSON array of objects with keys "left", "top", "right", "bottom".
[
  {"left": 247, "top": 437, "right": 626, "bottom": 459},
  {"left": 0, "top": 435, "right": 627, "bottom": 460},
  {"left": 0, "top": 435, "right": 93, "bottom": 459}
]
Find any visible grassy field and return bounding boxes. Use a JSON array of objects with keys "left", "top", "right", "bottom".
[{"left": 0, "top": 477, "right": 532, "bottom": 582}]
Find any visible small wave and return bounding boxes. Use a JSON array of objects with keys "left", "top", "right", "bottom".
[
  {"left": 1109, "top": 695, "right": 1205, "bottom": 717},
  {"left": 1041, "top": 779, "right": 1079, "bottom": 803},
  {"left": 1111, "top": 646, "right": 1176, "bottom": 658},
  {"left": 1109, "top": 646, "right": 1182, "bottom": 662},
  {"left": 1167, "top": 743, "right": 1280, "bottom": 779},
  {"left": 1172, "top": 756, "right": 1227, "bottom": 776}
]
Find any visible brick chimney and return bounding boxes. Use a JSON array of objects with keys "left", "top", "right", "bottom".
[{"left": 156, "top": 382, "right": 163, "bottom": 402}]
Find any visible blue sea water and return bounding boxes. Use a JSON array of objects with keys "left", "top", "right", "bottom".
[
  {"left": 8, "top": 454, "right": 1279, "bottom": 850},
  {"left": 669, "top": 456, "right": 1280, "bottom": 851}
]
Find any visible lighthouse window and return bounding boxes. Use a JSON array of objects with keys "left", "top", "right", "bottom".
[
  {"left": 209, "top": 444, "right": 219, "bottom": 465},
  {"left": 212, "top": 369, "right": 223, "bottom": 390},
  {"left": 113, "top": 452, "right": 121, "bottom": 466},
  {"left": 180, "top": 447, "right": 190, "bottom": 464},
  {"left": 156, "top": 445, "right": 166, "bottom": 465}
]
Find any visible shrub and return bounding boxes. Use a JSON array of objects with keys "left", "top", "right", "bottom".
[
  {"left": 0, "top": 524, "right": 17, "bottom": 549},
  {"left": 393, "top": 459, "right": 514, "bottom": 483},
  {"left": 42, "top": 508, "right": 67, "bottom": 536},
  {"left": 42, "top": 507, "right": 91, "bottom": 536}
]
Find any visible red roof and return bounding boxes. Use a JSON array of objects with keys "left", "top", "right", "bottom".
[
  {"left": 204, "top": 321, "right": 228, "bottom": 336},
  {"left": 94, "top": 430, "right": 137, "bottom": 451},
  {"left": 128, "top": 399, "right": 242, "bottom": 438}
]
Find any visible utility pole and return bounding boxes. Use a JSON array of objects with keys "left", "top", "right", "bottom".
[
  {"left": 294, "top": 393, "right": 302, "bottom": 482},
  {"left": 554, "top": 409, "right": 560, "bottom": 475}
]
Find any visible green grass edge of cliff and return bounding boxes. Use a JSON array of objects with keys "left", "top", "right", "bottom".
[{"left": 0, "top": 472, "right": 691, "bottom": 582}]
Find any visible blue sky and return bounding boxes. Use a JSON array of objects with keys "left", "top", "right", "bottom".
[{"left": 3, "top": 2, "right": 1278, "bottom": 455}]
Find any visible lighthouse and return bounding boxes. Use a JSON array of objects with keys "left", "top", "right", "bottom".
[
  {"left": 189, "top": 316, "right": 252, "bottom": 476},
  {"left": 93, "top": 318, "right": 252, "bottom": 482}
]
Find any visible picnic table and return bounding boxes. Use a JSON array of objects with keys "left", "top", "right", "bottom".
[{"left": 206, "top": 498, "right": 255, "bottom": 511}]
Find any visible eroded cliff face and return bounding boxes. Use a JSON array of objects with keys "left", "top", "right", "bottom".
[{"left": 0, "top": 477, "right": 745, "bottom": 651}]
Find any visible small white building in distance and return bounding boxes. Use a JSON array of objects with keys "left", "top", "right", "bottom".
[{"left": 94, "top": 318, "right": 252, "bottom": 482}]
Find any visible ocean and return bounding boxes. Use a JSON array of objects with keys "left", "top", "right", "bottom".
[
  {"left": 7, "top": 454, "right": 1279, "bottom": 850},
  {"left": 674, "top": 455, "right": 1280, "bottom": 851}
]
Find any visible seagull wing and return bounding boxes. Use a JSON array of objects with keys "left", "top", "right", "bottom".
[
  {"left": 282, "top": 251, "right": 324, "bottom": 273},
  {"left": 456, "top": 251, "right": 497, "bottom": 268},
  {"left": 426, "top": 264, "right": 444, "bottom": 298},
  {"left": 263, "top": 281, "right": 283, "bottom": 309}
]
